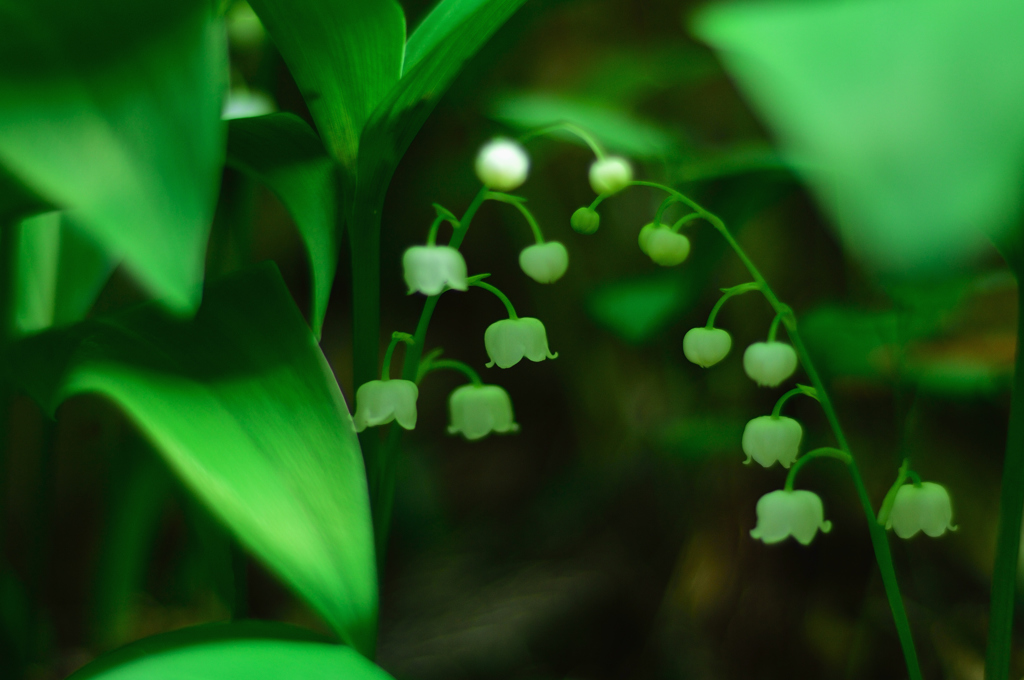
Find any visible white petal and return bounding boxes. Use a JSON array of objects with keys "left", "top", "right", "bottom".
[{"left": 743, "top": 342, "right": 799, "bottom": 387}]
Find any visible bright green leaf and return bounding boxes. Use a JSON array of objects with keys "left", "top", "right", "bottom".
[
  {"left": 247, "top": 0, "right": 405, "bottom": 171},
  {"left": 69, "top": 621, "right": 393, "bottom": 680},
  {"left": 693, "top": 0, "right": 1024, "bottom": 274},
  {"left": 3, "top": 264, "right": 377, "bottom": 654},
  {"left": 227, "top": 114, "right": 338, "bottom": 339},
  {"left": 0, "top": 0, "right": 227, "bottom": 312},
  {"left": 362, "top": 0, "right": 528, "bottom": 177},
  {"left": 491, "top": 92, "right": 683, "bottom": 159},
  {"left": 14, "top": 212, "right": 116, "bottom": 336}
]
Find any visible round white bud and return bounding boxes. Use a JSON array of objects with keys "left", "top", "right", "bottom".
[
  {"left": 750, "top": 489, "right": 832, "bottom": 546},
  {"left": 742, "top": 416, "right": 802, "bottom": 468},
  {"left": 743, "top": 341, "right": 798, "bottom": 387},
  {"left": 570, "top": 207, "right": 600, "bottom": 234},
  {"left": 448, "top": 384, "right": 520, "bottom": 440},
  {"left": 683, "top": 327, "right": 732, "bottom": 367},
  {"left": 588, "top": 156, "right": 633, "bottom": 195},
  {"left": 475, "top": 138, "right": 530, "bottom": 191},
  {"left": 519, "top": 241, "right": 569, "bottom": 284},
  {"left": 638, "top": 223, "right": 690, "bottom": 266}
]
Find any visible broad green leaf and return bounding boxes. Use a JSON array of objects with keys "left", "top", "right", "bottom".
[
  {"left": 361, "top": 0, "right": 528, "bottom": 177},
  {"left": 14, "top": 212, "right": 116, "bottom": 336},
  {"left": 0, "top": 0, "right": 227, "bottom": 312},
  {"left": 3, "top": 264, "right": 377, "bottom": 654},
  {"left": 693, "top": 0, "right": 1024, "bottom": 274},
  {"left": 0, "top": 164, "right": 50, "bottom": 224},
  {"left": 227, "top": 114, "right": 338, "bottom": 339},
  {"left": 490, "top": 92, "right": 683, "bottom": 159},
  {"left": 70, "top": 622, "right": 393, "bottom": 680},
  {"left": 588, "top": 274, "right": 694, "bottom": 344},
  {"left": 247, "top": 0, "right": 405, "bottom": 171}
]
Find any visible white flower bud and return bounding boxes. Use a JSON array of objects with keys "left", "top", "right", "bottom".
[
  {"left": 353, "top": 379, "right": 419, "bottom": 432},
  {"left": 475, "top": 138, "right": 530, "bottom": 191},
  {"left": 484, "top": 317, "right": 558, "bottom": 368},
  {"left": 402, "top": 245, "right": 468, "bottom": 296},
  {"left": 588, "top": 156, "right": 633, "bottom": 195},
  {"left": 683, "top": 327, "right": 732, "bottom": 367},
  {"left": 448, "top": 384, "right": 520, "bottom": 440},
  {"left": 570, "top": 207, "right": 600, "bottom": 234},
  {"left": 638, "top": 223, "right": 690, "bottom": 266},
  {"left": 742, "top": 416, "right": 802, "bottom": 468},
  {"left": 887, "top": 482, "right": 957, "bottom": 539},
  {"left": 743, "top": 341, "right": 798, "bottom": 387},
  {"left": 750, "top": 489, "right": 832, "bottom": 545},
  {"left": 519, "top": 242, "right": 568, "bottom": 283}
]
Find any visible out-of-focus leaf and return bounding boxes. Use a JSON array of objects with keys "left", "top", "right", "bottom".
[
  {"left": 672, "top": 144, "right": 789, "bottom": 182},
  {"left": 14, "top": 213, "right": 115, "bottom": 336},
  {"left": 491, "top": 92, "right": 683, "bottom": 159},
  {"left": 588, "top": 274, "right": 694, "bottom": 344},
  {"left": 3, "top": 264, "right": 377, "bottom": 654},
  {"left": 801, "top": 306, "right": 899, "bottom": 380},
  {"left": 0, "top": 0, "right": 227, "bottom": 312},
  {"left": 227, "top": 114, "right": 338, "bottom": 338},
  {"left": 656, "top": 416, "right": 746, "bottom": 460},
  {"left": 362, "top": 0, "right": 529, "bottom": 178},
  {"left": 0, "top": 164, "right": 50, "bottom": 224},
  {"left": 573, "top": 45, "right": 719, "bottom": 103},
  {"left": 247, "top": 0, "right": 405, "bottom": 172},
  {"left": 70, "top": 622, "right": 394, "bottom": 680},
  {"left": 693, "top": 0, "right": 1024, "bottom": 274}
]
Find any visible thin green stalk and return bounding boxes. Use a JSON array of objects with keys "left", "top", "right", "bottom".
[
  {"left": 630, "top": 181, "right": 924, "bottom": 680},
  {"left": 485, "top": 192, "right": 545, "bottom": 243},
  {"left": 706, "top": 282, "right": 760, "bottom": 328},
  {"left": 785, "top": 447, "right": 852, "bottom": 491},
  {"left": 984, "top": 279, "right": 1024, "bottom": 680},
  {"left": 469, "top": 280, "right": 518, "bottom": 319},
  {"left": 420, "top": 359, "right": 482, "bottom": 386}
]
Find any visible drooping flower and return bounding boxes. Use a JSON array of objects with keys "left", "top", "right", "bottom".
[
  {"left": 570, "top": 207, "right": 600, "bottom": 234},
  {"left": 742, "top": 416, "right": 802, "bottom": 468},
  {"left": 887, "top": 482, "right": 957, "bottom": 539},
  {"left": 448, "top": 384, "right": 520, "bottom": 440},
  {"left": 484, "top": 317, "right": 558, "bottom": 368},
  {"left": 475, "top": 138, "right": 530, "bottom": 191},
  {"left": 683, "top": 327, "right": 732, "bottom": 367},
  {"left": 638, "top": 223, "right": 690, "bottom": 266},
  {"left": 743, "top": 341, "right": 798, "bottom": 387},
  {"left": 353, "top": 379, "right": 419, "bottom": 432},
  {"left": 403, "top": 245, "right": 468, "bottom": 296},
  {"left": 750, "top": 489, "right": 832, "bottom": 545},
  {"left": 519, "top": 242, "right": 569, "bottom": 283},
  {"left": 589, "top": 156, "right": 633, "bottom": 195}
]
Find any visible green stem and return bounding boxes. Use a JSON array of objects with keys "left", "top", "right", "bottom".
[
  {"left": 631, "top": 180, "right": 923, "bottom": 680},
  {"left": 380, "top": 332, "right": 413, "bottom": 381},
  {"left": 426, "top": 204, "right": 459, "bottom": 246},
  {"left": 772, "top": 387, "right": 807, "bottom": 418},
  {"left": 470, "top": 280, "right": 518, "bottom": 319},
  {"left": 767, "top": 312, "right": 784, "bottom": 342},
  {"left": 420, "top": 359, "right": 483, "bottom": 386},
  {"left": 671, "top": 213, "right": 702, "bottom": 233},
  {"left": 486, "top": 192, "right": 545, "bottom": 244},
  {"left": 784, "top": 447, "right": 852, "bottom": 491},
  {"left": 706, "top": 282, "right": 761, "bottom": 328},
  {"left": 985, "top": 278, "right": 1024, "bottom": 680},
  {"left": 520, "top": 122, "right": 606, "bottom": 159}
]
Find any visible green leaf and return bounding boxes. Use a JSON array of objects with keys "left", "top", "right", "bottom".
[
  {"left": 14, "top": 212, "right": 116, "bottom": 336},
  {"left": 3, "top": 264, "right": 377, "bottom": 654},
  {"left": 247, "top": 0, "right": 405, "bottom": 171},
  {"left": 69, "top": 622, "right": 393, "bottom": 680},
  {"left": 587, "top": 273, "right": 695, "bottom": 344},
  {"left": 227, "top": 114, "right": 338, "bottom": 338},
  {"left": 0, "top": 0, "right": 227, "bottom": 312},
  {"left": 0, "top": 164, "right": 51, "bottom": 224},
  {"left": 693, "top": 0, "right": 1024, "bottom": 274},
  {"left": 362, "top": 0, "right": 528, "bottom": 177},
  {"left": 490, "top": 92, "right": 683, "bottom": 159}
]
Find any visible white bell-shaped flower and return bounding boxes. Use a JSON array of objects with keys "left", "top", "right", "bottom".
[
  {"left": 887, "top": 482, "right": 957, "bottom": 539},
  {"left": 353, "top": 379, "right": 419, "bottom": 432},
  {"left": 403, "top": 245, "right": 468, "bottom": 296},
  {"left": 448, "top": 384, "right": 520, "bottom": 440},
  {"left": 638, "top": 223, "right": 690, "bottom": 266},
  {"left": 484, "top": 317, "right": 558, "bottom": 368},
  {"left": 683, "top": 327, "right": 732, "bottom": 367},
  {"left": 475, "top": 138, "right": 530, "bottom": 191},
  {"left": 570, "top": 207, "right": 600, "bottom": 234},
  {"left": 742, "top": 416, "right": 802, "bottom": 468},
  {"left": 750, "top": 489, "right": 832, "bottom": 545},
  {"left": 588, "top": 156, "right": 633, "bottom": 195},
  {"left": 743, "top": 341, "right": 798, "bottom": 387},
  {"left": 519, "top": 242, "right": 569, "bottom": 283}
]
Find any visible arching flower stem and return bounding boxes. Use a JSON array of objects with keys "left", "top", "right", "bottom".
[
  {"left": 381, "top": 332, "right": 414, "bottom": 381},
  {"left": 425, "top": 204, "right": 460, "bottom": 246},
  {"left": 519, "top": 122, "right": 607, "bottom": 160},
  {"left": 784, "top": 447, "right": 852, "bottom": 492},
  {"left": 876, "top": 459, "right": 926, "bottom": 527},
  {"left": 420, "top": 358, "right": 483, "bottom": 387},
  {"left": 602, "top": 178, "right": 924, "bottom": 680},
  {"left": 767, "top": 312, "right": 784, "bottom": 342},
  {"left": 469, "top": 279, "right": 519, "bottom": 320},
  {"left": 485, "top": 192, "right": 545, "bottom": 244},
  {"left": 706, "top": 282, "right": 761, "bottom": 328},
  {"left": 771, "top": 385, "right": 819, "bottom": 419}
]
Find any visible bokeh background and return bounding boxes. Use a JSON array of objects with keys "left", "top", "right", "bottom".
[{"left": 4, "top": 0, "right": 1022, "bottom": 678}]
